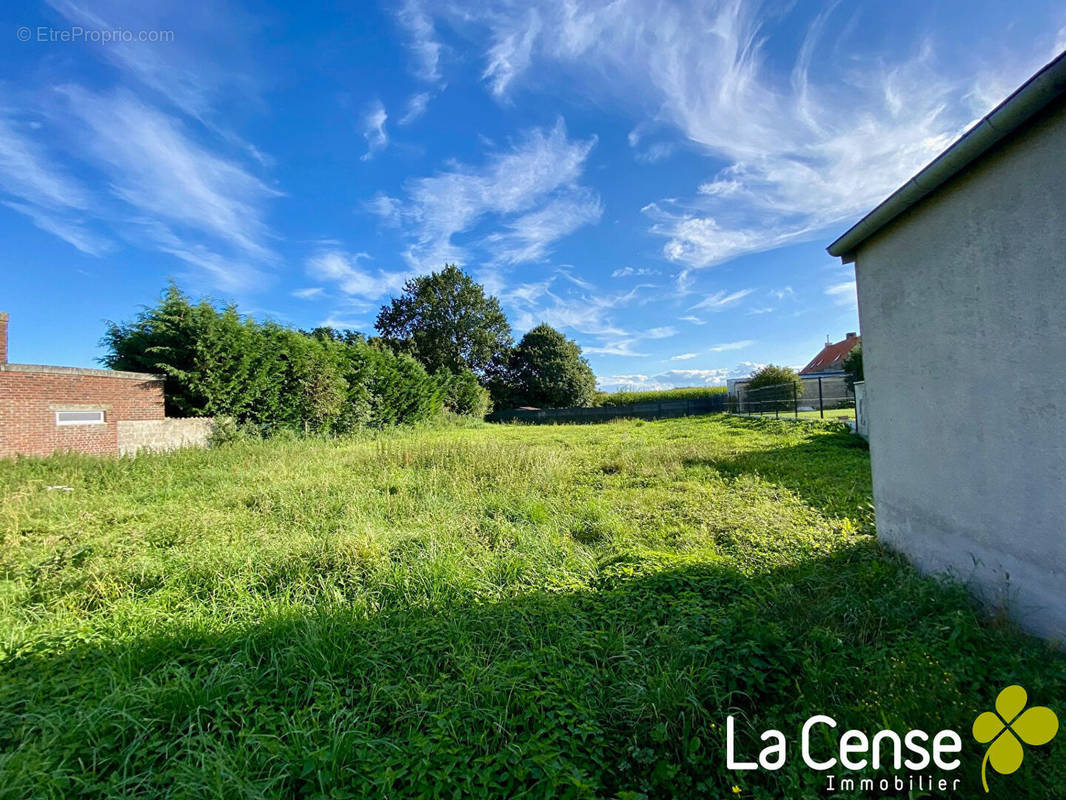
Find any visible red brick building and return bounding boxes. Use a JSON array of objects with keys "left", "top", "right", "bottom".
[{"left": 0, "top": 312, "right": 166, "bottom": 458}]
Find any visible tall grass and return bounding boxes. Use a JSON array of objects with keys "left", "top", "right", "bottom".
[
  {"left": 594, "top": 385, "right": 728, "bottom": 406},
  {"left": 0, "top": 416, "right": 1062, "bottom": 798}
]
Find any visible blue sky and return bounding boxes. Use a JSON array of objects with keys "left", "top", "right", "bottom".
[{"left": 2, "top": 1, "right": 1063, "bottom": 390}]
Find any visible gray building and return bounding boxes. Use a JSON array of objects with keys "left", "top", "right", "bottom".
[{"left": 827, "top": 51, "right": 1066, "bottom": 642}]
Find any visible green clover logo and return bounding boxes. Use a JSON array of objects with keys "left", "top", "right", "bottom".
[{"left": 972, "top": 685, "right": 1058, "bottom": 793}]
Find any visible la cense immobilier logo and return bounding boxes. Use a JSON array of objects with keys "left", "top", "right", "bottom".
[{"left": 725, "top": 684, "right": 1058, "bottom": 795}]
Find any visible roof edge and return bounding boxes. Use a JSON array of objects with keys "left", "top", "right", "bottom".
[
  {"left": 828, "top": 49, "right": 1066, "bottom": 261},
  {"left": 0, "top": 363, "right": 164, "bottom": 381}
]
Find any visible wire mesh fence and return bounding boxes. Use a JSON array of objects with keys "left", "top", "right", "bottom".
[
  {"left": 731, "top": 379, "right": 856, "bottom": 421},
  {"left": 490, "top": 394, "right": 728, "bottom": 424}
]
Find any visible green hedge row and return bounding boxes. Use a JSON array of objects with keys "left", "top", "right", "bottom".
[{"left": 102, "top": 286, "right": 489, "bottom": 432}]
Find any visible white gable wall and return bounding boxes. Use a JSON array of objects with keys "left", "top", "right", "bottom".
[{"left": 853, "top": 96, "right": 1066, "bottom": 642}]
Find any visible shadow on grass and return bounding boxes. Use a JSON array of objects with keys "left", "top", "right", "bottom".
[
  {"left": 686, "top": 416, "right": 873, "bottom": 521},
  {"left": 2, "top": 541, "right": 1064, "bottom": 799}
]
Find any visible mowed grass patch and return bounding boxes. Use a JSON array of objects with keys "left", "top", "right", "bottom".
[{"left": 0, "top": 416, "right": 1063, "bottom": 798}]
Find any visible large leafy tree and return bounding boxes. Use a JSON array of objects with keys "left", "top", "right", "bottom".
[
  {"left": 508, "top": 324, "right": 597, "bottom": 409},
  {"left": 374, "top": 264, "right": 512, "bottom": 377}
]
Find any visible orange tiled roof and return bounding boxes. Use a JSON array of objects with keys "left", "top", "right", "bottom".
[{"left": 800, "top": 333, "right": 860, "bottom": 375}]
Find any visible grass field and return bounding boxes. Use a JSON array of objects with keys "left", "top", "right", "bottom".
[
  {"left": 594, "top": 386, "right": 728, "bottom": 407},
  {"left": 740, "top": 408, "right": 856, "bottom": 421},
  {"left": 1, "top": 416, "right": 1063, "bottom": 798}
]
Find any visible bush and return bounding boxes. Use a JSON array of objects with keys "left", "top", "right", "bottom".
[
  {"left": 746, "top": 365, "right": 804, "bottom": 412},
  {"left": 103, "top": 284, "right": 449, "bottom": 434},
  {"left": 441, "top": 370, "right": 492, "bottom": 419},
  {"left": 363, "top": 345, "right": 446, "bottom": 427}
]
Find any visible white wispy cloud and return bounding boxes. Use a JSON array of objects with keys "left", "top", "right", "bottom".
[
  {"left": 368, "top": 118, "right": 599, "bottom": 268},
  {"left": 47, "top": 0, "right": 264, "bottom": 158},
  {"left": 2, "top": 1, "right": 282, "bottom": 291},
  {"left": 825, "top": 279, "right": 857, "bottom": 307},
  {"left": 61, "top": 87, "right": 279, "bottom": 263},
  {"left": 508, "top": 282, "right": 640, "bottom": 339},
  {"left": 679, "top": 315, "right": 705, "bottom": 325},
  {"left": 0, "top": 113, "right": 92, "bottom": 211},
  {"left": 0, "top": 110, "right": 113, "bottom": 256},
  {"left": 129, "top": 218, "right": 266, "bottom": 292},
  {"left": 2, "top": 200, "right": 110, "bottom": 256},
  {"left": 644, "top": 326, "right": 677, "bottom": 339},
  {"left": 597, "top": 362, "right": 763, "bottom": 392},
  {"left": 584, "top": 340, "right": 647, "bottom": 357},
  {"left": 689, "top": 288, "right": 753, "bottom": 311},
  {"left": 484, "top": 8, "right": 542, "bottom": 97},
  {"left": 396, "top": 0, "right": 444, "bottom": 83},
  {"left": 485, "top": 188, "right": 602, "bottom": 264},
  {"left": 399, "top": 91, "right": 433, "bottom": 125},
  {"left": 306, "top": 249, "right": 412, "bottom": 300},
  {"left": 567, "top": 318, "right": 676, "bottom": 358},
  {"left": 611, "top": 266, "right": 659, "bottom": 278},
  {"left": 360, "top": 100, "right": 389, "bottom": 161},
  {"left": 293, "top": 287, "right": 324, "bottom": 299},
  {"left": 709, "top": 339, "right": 754, "bottom": 352},
  {"left": 669, "top": 339, "right": 752, "bottom": 361},
  {"left": 417, "top": 2, "right": 1058, "bottom": 282},
  {"left": 319, "top": 315, "right": 371, "bottom": 331}
]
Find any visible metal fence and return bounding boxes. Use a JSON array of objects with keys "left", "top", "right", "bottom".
[
  {"left": 733, "top": 379, "right": 855, "bottom": 420},
  {"left": 489, "top": 394, "right": 728, "bottom": 424}
]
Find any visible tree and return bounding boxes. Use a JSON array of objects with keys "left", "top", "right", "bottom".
[
  {"left": 507, "top": 324, "right": 597, "bottom": 408},
  {"left": 843, "top": 344, "right": 863, "bottom": 391},
  {"left": 375, "top": 264, "right": 512, "bottom": 378},
  {"left": 746, "top": 364, "right": 805, "bottom": 412},
  {"left": 102, "top": 284, "right": 468, "bottom": 432},
  {"left": 440, "top": 369, "right": 492, "bottom": 418},
  {"left": 101, "top": 283, "right": 213, "bottom": 416}
]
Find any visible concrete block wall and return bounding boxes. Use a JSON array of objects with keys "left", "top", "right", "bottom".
[
  {"left": 853, "top": 381, "right": 869, "bottom": 439},
  {"left": 117, "top": 418, "right": 218, "bottom": 456}
]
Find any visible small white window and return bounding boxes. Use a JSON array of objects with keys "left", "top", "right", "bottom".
[{"left": 56, "top": 410, "right": 105, "bottom": 426}]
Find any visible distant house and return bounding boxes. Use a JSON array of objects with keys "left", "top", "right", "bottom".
[
  {"left": 727, "top": 332, "right": 859, "bottom": 411},
  {"left": 799, "top": 332, "right": 859, "bottom": 377},
  {"left": 0, "top": 313, "right": 214, "bottom": 458},
  {"left": 826, "top": 51, "right": 1066, "bottom": 641}
]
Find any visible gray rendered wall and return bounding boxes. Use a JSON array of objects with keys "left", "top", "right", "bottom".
[{"left": 853, "top": 97, "right": 1066, "bottom": 642}]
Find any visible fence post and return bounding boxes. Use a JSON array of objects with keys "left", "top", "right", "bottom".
[
  {"left": 818, "top": 377, "right": 824, "bottom": 419},
  {"left": 793, "top": 382, "right": 798, "bottom": 420}
]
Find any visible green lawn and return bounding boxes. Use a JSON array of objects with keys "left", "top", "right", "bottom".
[
  {"left": 739, "top": 408, "right": 856, "bottom": 421},
  {"left": 0, "top": 416, "right": 1062, "bottom": 798}
]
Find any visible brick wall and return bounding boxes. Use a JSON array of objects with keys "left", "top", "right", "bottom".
[{"left": 0, "top": 364, "right": 165, "bottom": 458}]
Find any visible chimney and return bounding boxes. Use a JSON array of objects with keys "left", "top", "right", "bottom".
[
  {"left": 0, "top": 312, "right": 7, "bottom": 364},
  {"left": 845, "top": 332, "right": 857, "bottom": 340}
]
